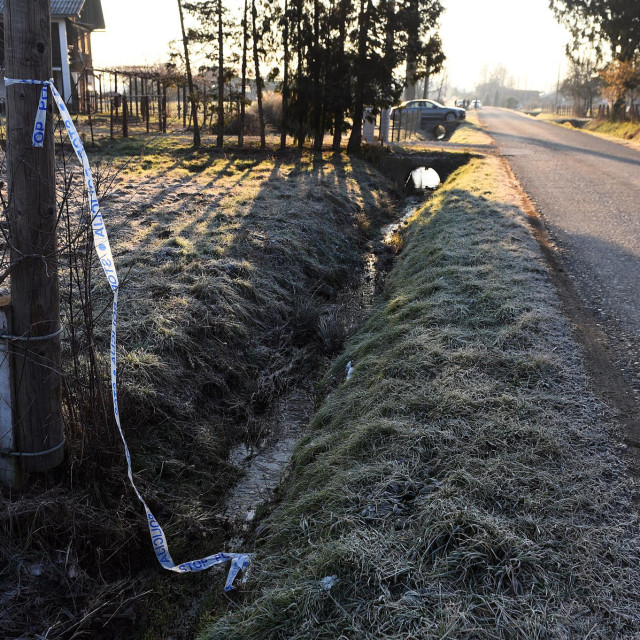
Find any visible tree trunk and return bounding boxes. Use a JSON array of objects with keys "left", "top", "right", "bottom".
[
  {"left": 311, "top": 0, "right": 324, "bottom": 151},
  {"left": 252, "top": 0, "right": 266, "bottom": 149},
  {"left": 347, "top": 0, "right": 371, "bottom": 153},
  {"left": 177, "top": 0, "right": 200, "bottom": 148},
  {"left": 280, "top": 0, "right": 290, "bottom": 150},
  {"left": 404, "top": 0, "right": 419, "bottom": 101},
  {"left": 216, "top": 0, "right": 224, "bottom": 147},
  {"left": 4, "top": 0, "right": 64, "bottom": 472},
  {"left": 296, "top": 0, "right": 305, "bottom": 148},
  {"left": 332, "top": 0, "right": 349, "bottom": 151},
  {"left": 239, "top": 0, "right": 248, "bottom": 147}
]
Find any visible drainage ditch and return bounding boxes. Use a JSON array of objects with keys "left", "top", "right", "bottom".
[{"left": 221, "top": 153, "right": 470, "bottom": 547}]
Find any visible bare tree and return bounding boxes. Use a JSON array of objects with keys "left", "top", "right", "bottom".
[{"left": 178, "top": 0, "right": 201, "bottom": 148}]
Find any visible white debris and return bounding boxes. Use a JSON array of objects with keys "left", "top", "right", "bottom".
[
  {"left": 321, "top": 575, "right": 338, "bottom": 590},
  {"left": 410, "top": 167, "right": 440, "bottom": 190},
  {"left": 346, "top": 361, "right": 354, "bottom": 380}
]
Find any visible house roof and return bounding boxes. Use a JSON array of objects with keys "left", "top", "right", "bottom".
[
  {"left": 0, "top": 1, "right": 105, "bottom": 29},
  {"left": 50, "top": 0, "right": 87, "bottom": 15}
]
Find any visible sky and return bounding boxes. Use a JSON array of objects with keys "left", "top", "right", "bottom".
[{"left": 92, "top": 0, "right": 572, "bottom": 95}]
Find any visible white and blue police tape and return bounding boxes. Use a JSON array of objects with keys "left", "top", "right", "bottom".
[{"left": 5, "top": 78, "right": 250, "bottom": 589}]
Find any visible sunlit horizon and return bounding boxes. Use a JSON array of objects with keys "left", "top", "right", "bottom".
[{"left": 92, "top": 0, "right": 571, "bottom": 96}]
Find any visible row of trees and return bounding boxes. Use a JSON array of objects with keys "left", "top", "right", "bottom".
[
  {"left": 551, "top": 0, "right": 640, "bottom": 119},
  {"left": 176, "top": 0, "right": 445, "bottom": 150}
]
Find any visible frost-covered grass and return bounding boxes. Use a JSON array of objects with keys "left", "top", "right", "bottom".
[{"left": 200, "top": 155, "right": 640, "bottom": 640}]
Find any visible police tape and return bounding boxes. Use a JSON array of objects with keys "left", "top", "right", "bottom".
[{"left": 5, "top": 77, "right": 251, "bottom": 589}]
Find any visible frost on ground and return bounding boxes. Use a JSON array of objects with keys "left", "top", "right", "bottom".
[{"left": 202, "top": 156, "right": 640, "bottom": 640}]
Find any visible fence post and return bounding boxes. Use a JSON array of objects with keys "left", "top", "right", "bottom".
[
  {"left": 183, "top": 83, "right": 188, "bottom": 127},
  {"left": 122, "top": 94, "right": 128, "bottom": 138},
  {"left": 110, "top": 98, "right": 114, "bottom": 138},
  {"left": 134, "top": 76, "right": 139, "bottom": 120},
  {"left": 4, "top": 0, "right": 64, "bottom": 473},
  {"left": 157, "top": 80, "right": 162, "bottom": 131},
  {"left": 162, "top": 83, "right": 167, "bottom": 133}
]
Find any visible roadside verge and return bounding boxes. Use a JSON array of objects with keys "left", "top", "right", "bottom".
[{"left": 201, "top": 155, "right": 640, "bottom": 639}]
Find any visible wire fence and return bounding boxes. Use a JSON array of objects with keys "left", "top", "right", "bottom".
[{"left": 390, "top": 109, "right": 457, "bottom": 143}]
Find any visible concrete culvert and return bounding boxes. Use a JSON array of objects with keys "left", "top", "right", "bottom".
[{"left": 433, "top": 124, "right": 447, "bottom": 140}]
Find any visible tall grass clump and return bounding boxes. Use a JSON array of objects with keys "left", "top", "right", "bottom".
[{"left": 201, "top": 156, "right": 640, "bottom": 640}]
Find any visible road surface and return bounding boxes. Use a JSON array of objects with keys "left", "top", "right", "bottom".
[{"left": 480, "top": 107, "right": 640, "bottom": 426}]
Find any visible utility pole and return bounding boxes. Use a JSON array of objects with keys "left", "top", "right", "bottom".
[
  {"left": 554, "top": 62, "right": 561, "bottom": 114},
  {"left": 177, "top": 0, "right": 201, "bottom": 148},
  {"left": 4, "top": 0, "right": 64, "bottom": 472}
]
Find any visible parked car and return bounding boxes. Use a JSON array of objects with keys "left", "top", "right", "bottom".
[
  {"left": 391, "top": 99, "right": 466, "bottom": 122},
  {"left": 471, "top": 99, "right": 482, "bottom": 109}
]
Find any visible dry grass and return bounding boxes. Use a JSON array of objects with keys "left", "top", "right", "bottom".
[
  {"left": 583, "top": 119, "right": 640, "bottom": 146},
  {"left": 200, "top": 156, "right": 640, "bottom": 639},
  {"left": 524, "top": 111, "right": 640, "bottom": 148},
  {"left": 0, "top": 137, "right": 397, "bottom": 638}
]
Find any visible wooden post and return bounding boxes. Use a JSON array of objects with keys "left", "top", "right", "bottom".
[
  {"left": 114, "top": 71, "right": 119, "bottom": 119},
  {"left": 162, "top": 82, "right": 167, "bottom": 133},
  {"left": 4, "top": 0, "right": 64, "bottom": 472},
  {"left": 122, "top": 94, "right": 129, "bottom": 138},
  {"left": 157, "top": 80, "right": 162, "bottom": 131},
  {"left": 88, "top": 101, "right": 95, "bottom": 147},
  {"left": 183, "top": 83, "right": 188, "bottom": 127},
  {"left": 134, "top": 76, "right": 139, "bottom": 120},
  {"left": 110, "top": 98, "right": 114, "bottom": 138}
]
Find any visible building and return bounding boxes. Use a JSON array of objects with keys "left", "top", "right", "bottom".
[{"left": 0, "top": 0, "right": 105, "bottom": 112}]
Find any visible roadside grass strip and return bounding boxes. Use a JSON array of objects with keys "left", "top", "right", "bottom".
[{"left": 201, "top": 156, "right": 640, "bottom": 639}]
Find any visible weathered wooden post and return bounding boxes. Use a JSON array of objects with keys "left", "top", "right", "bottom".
[
  {"left": 134, "top": 76, "right": 139, "bottom": 120},
  {"left": 122, "top": 94, "right": 129, "bottom": 138},
  {"left": 183, "top": 83, "right": 188, "bottom": 128},
  {"left": 4, "top": 0, "right": 64, "bottom": 474},
  {"left": 110, "top": 98, "right": 114, "bottom": 138},
  {"left": 128, "top": 75, "right": 133, "bottom": 118},
  {"left": 162, "top": 82, "right": 167, "bottom": 133},
  {"left": 87, "top": 99, "right": 95, "bottom": 147},
  {"left": 157, "top": 80, "right": 162, "bottom": 131},
  {"left": 114, "top": 70, "right": 119, "bottom": 119}
]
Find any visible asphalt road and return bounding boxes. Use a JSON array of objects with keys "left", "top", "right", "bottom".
[{"left": 480, "top": 107, "right": 640, "bottom": 404}]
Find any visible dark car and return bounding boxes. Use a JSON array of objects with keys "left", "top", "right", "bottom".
[{"left": 392, "top": 99, "right": 466, "bottom": 123}]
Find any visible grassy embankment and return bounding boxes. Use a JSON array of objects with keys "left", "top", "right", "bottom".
[
  {"left": 527, "top": 110, "right": 640, "bottom": 145},
  {"left": 200, "top": 154, "right": 640, "bottom": 639},
  {"left": 583, "top": 118, "right": 640, "bottom": 143},
  {"left": 0, "top": 136, "right": 398, "bottom": 639}
]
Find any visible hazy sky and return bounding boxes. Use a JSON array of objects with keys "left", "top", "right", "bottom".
[{"left": 92, "top": 0, "right": 571, "bottom": 94}]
